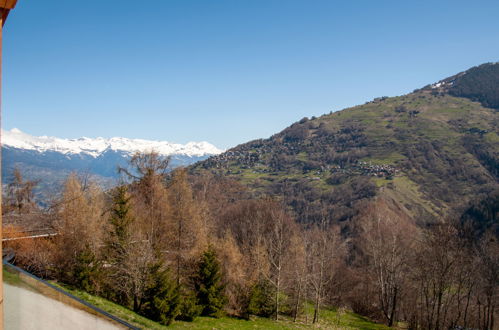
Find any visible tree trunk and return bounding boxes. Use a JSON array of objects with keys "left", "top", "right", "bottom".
[
  {"left": 275, "top": 274, "right": 280, "bottom": 321},
  {"left": 388, "top": 287, "right": 397, "bottom": 327},
  {"left": 133, "top": 296, "right": 140, "bottom": 312},
  {"left": 313, "top": 292, "right": 320, "bottom": 323},
  {"left": 293, "top": 280, "right": 302, "bottom": 322},
  {"left": 177, "top": 218, "right": 182, "bottom": 285}
]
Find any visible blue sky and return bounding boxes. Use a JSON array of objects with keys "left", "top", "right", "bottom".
[{"left": 2, "top": 0, "right": 499, "bottom": 149}]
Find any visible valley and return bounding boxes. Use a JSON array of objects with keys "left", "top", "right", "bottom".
[{"left": 3, "top": 63, "right": 498, "bottom": 330}]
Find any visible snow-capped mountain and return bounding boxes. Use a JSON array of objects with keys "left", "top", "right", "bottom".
[
  {"left": 2, "top": 128, "right": 222, "bottom": 158},
  {"left": 1, "top": 128, "right": 223, "bottom": 190}
]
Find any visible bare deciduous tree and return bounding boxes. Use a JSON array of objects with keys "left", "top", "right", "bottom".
[
  {"left": 360, "top": 201, "right": 415, "bottom": 327},
  {"left": 52, "top": 173, "right": 106, "bottom": 291},
  {"left": 263, "top": 204, "right": 296, "bottom": 320},
  {"left": 3, "top": 167, "right": 39, "bottom": 215},
  {"left": 167, "top": 168, "right": 207, "bottom": 284},
  {"left": 306, "top": 212, "right": 341, "bottom": 324}
]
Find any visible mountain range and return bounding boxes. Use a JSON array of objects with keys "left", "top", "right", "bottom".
[
  {"left": 1, "top": 128, "right": 223, "bottom": 191},
  {"left": 192, "top": 62, "right": 499, "bottom": 231},
  {"left": 3, "top": 63, "right": 498, "bottom": 233}
]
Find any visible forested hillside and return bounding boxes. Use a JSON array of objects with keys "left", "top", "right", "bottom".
[
  {"left": 4, "top": 63, "right": 498, "bottom": 329},
  {"left": 427, "top": 62, "right": 499, "bottom": 110},
  {"left": 193, "top": 64, "right": 499, "bottom": 229},
  {"left": 5, "top": 152, "right": 497, "bottom": 329}
]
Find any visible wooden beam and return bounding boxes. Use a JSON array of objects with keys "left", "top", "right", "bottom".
[
  {"left": 0, "top": 0, "right": 17, "bottom": 25},
  {"left": 0, "top": 0, "right": 17, "bottom": 10}
]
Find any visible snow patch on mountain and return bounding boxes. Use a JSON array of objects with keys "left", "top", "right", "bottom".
[{"left": 1, "top": 128, "right": 223, "bottom": 158}]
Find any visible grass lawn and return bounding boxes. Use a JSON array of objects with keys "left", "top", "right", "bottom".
[
  {"left": 3, "top": 267, "right": 23, "bottom": 286},
  {"left": 47, "top": 282, "right": 391, "bottom": 329},
  {"left": 171, "top": 309, "right": 392, "bottom": 329}
]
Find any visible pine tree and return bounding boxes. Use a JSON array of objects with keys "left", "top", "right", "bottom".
[
  {"left": 194, "top": 247, "right": 227, "bottom": 317},
  {"left": 107, "top": 185, "right": 134, "bottom": 258},
  {"left": 248, "top": 278, "right": 275, "bottom": 317},
  {"left": 71, "top": 246, "right": 101, "bottom": 293},
  {"left": 176, "top": 288, "right": 202, "bottom": 321},
  {"left": 104, "top": 184, "right": 135, "bottom": 305},
  {"left": 143, "top": 262, "right": 180, "bottom": 325}
]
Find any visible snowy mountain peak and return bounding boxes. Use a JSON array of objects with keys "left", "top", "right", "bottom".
[{"left": 1, "top": 128, "right": 223, "bottom": 158}]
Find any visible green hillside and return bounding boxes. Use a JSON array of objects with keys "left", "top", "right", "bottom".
[
  {"left": 193, "top": 64, "right": 499, "bottom": 226},
  {"left": 39, "top": 276, "right": 389, "bottom": 330}
]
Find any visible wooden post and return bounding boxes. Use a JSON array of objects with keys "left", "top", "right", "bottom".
[
  {"left": 0, "top": 11, "right": 5, "bottom": 328},
  {"left": 0, "top": 2, "right": 18, "bottom": 328}
]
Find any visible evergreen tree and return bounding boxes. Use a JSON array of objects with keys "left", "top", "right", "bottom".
[
  {"left": 194, "top": 247, "right": 227, "bottom": 317},
  {"left": 108, "top": 185, "right": 134, "bottom": 255},
  {"left": 176, "top": 288, "right": 202, "bottom": 321},
  {"left": 248, "top": 278, "right": 275, "bottom": 317},
  {"left": 143, "top": 262, "right": 180, "bottom": 325},
  {"left": 104, "top": 184, "right": 136, "bottom": 306},
  {"left": 71, "top": 246, "right": 101, "bottom": 293}
]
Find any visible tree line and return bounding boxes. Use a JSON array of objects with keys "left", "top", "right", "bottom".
[{"left": 4, "top": 152, "right": 498, "bottom": 328}]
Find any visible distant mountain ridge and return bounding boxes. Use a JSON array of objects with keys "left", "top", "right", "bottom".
[
  {"left": 2, "top": 129, "right": 223, "bottom": 191},
  {"left": 2, "top": 128, "right": 222, "bottom": 158}
]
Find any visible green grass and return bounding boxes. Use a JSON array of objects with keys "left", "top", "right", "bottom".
[
  {"left": 171, "top": 315, "right": 307, "bottom": 329},
  {"left": 296, "top": 152, "right": 308, "bottom": 162},
  {"left": 3, "top": 267, "right": 23, "bottom": 286},
  {"left": 4, "top": 265, "right": 389, "bottom": 329},
  {"left": 360, "top": 154, "right": 405, "bottom": 164},
  {"left": 372, "top": 177, "right": 391, "bottom": 187},
  {"left": 383, "top": 176, "right": 442, "bottom": 218},
  {"left": 318, "top": 308, "right": 391, "bottom": 330},
  {"left": 161, "top": 306, "right": 392, "bottom": 330},
  {"left": 485, "top": 131, "right": 499, "bottom": 143},
  {"left": 45, "top": 282, "right": 390, "bottom": 329}
]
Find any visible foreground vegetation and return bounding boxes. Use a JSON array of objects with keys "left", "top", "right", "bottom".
[
  {"left": 4, "top": 149, "right": 498, "bottom": 329},
  {"left": 45, "top": 281, "right": 392, "bottom": 330},
  {"left": 5, "top": 264, "right": 390, "bottom": 329},
  {"left": 3, "top": 267, "right": 24, "bottom": 287}
]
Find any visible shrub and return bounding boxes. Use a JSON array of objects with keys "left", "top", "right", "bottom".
[{"left": 248, "top": 279, "right": 275, "bottom": 317}]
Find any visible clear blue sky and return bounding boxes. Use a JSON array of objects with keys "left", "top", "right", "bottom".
[{"left": 2, "top": 0, "right": 499, "bottom": 149}]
